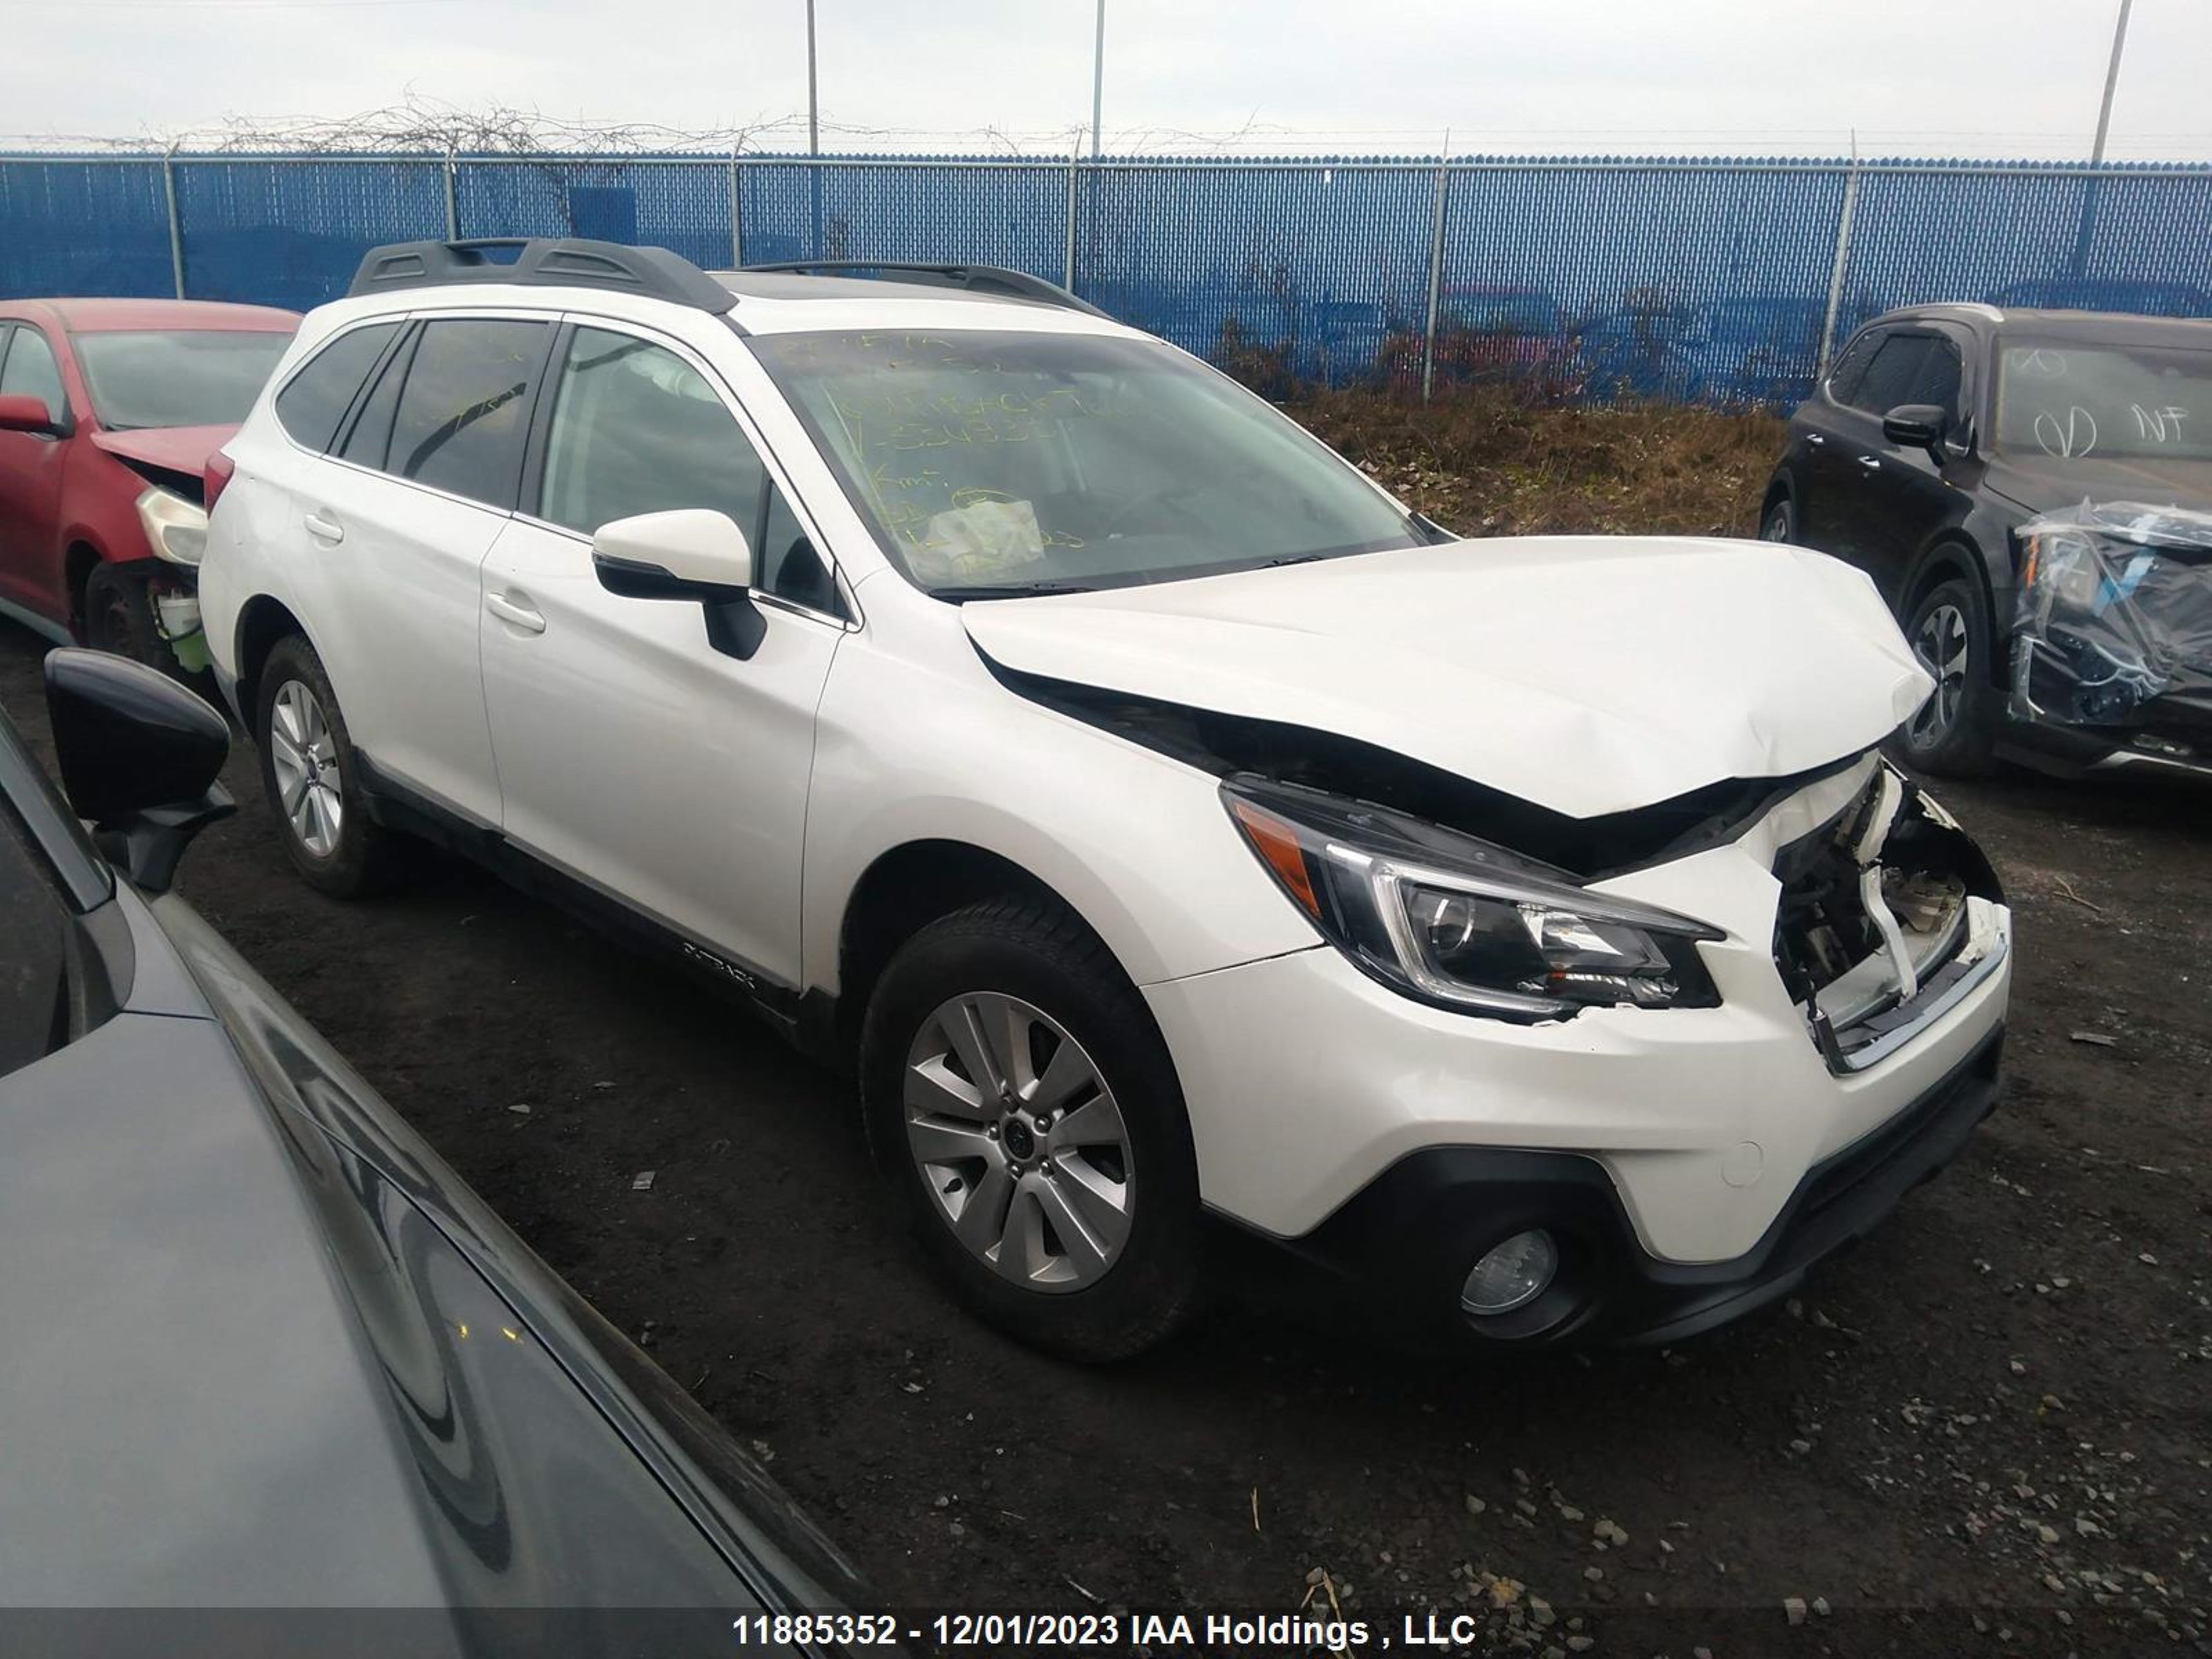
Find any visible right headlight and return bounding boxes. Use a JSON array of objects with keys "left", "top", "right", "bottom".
[
  {"left": 135, "top": 485, "right": 209, "bottom": 566},
  {"left": 1222, "top": 775, "right": 1723, "bottom": 1022}
]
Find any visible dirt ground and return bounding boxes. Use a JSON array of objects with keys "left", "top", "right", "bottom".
[{"left": 5, "top": 541, "right": 2207, "bottom": 1652}]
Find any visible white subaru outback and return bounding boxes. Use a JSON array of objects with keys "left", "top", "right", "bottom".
[{"left": 200, "top": 238, "right": 2013, "bottom": 1360}]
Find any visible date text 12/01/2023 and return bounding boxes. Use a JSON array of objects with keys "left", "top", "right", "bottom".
[{"left": 729, "top": 1611, "right": 1517, "bottom": 1650}]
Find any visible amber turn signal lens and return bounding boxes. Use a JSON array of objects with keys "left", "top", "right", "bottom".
[{"left": 1229, "top": 798, "right": 1320, "bottom": 917}]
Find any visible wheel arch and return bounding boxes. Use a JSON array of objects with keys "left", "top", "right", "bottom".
[
  {"left": 233, "top": 595, "right": 315, "bottom": 731},
  {"left": 1901, "top": 535, "right": 2003, "bottom": 684},
  {"left": 832, "top": 839, "right": 1132, "bottom": 1058},
  {"left": 63, "top": 541, "right": 107, "bottom": 634}
]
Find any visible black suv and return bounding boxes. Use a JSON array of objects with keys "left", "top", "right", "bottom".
[{"left": 1759, "top": 305, "right": 2212, "bottom": 778}]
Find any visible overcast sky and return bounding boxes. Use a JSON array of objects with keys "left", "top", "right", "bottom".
[{"left": 6, "top": 0, "right": 2207, "bottom": 160}]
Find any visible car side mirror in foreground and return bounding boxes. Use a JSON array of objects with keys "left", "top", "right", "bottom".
[
  {"left": 44, "top": 648, "right": 234, "bottom": 894},
  {"left": 1882, "top": 403, "right": 1949, "bottom": 464},
  {"left": 591, "top": 509, "right": 765, "bottom": 659},
  {"left": 0, "top": 393, "right": 65, "bottom": 438}
]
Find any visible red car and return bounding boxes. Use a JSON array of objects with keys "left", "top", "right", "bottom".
[
  {"left": 0, "top": 299, "right": 298, "bottom": 676},
  {"left": 1383, "top": 284, "right": 1572, "bottom": 393}
]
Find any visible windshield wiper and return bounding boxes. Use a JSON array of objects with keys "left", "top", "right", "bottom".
[{"left": 930, "top": 579, "right": 1100, "bottom": 601}]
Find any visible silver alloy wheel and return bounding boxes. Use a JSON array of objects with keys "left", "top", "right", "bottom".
[
  {"left": 1909, "top": 600, "right": 1969, "bottom": 745},
  {"left": 1761, "top": 500, "right": 1792, "bottom": 542},
  {"left": 268, "top": 679, "right": 345, "bottom": 859},
  {"left": 903, "top": 992, "right": 1133, "bottom": 1293}
]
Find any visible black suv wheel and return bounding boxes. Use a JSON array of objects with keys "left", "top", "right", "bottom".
[
  {"left": 1895, "top": 575, "right": 2000, "bottom": 777},
  {"left": 1759, "top": 494, "right": 1795, "bottom": 543}
]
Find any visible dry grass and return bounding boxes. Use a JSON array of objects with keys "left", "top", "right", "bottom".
[{"left": 1288, "top": 386, "right": 1788, "bottom": 541}]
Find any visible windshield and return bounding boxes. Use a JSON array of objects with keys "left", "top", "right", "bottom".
[
  {"left": 75, "top": 329, "right": 294, "bottom": 431},
  {"left": 1994, "top": 339, "right": 2212, "bottom": 462},
  {"left": 747, "top": 328, "right": 1425, "bottom": 596}
]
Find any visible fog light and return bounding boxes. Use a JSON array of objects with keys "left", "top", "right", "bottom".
[{"left": 1461, "top": 1230, "right": 1558, "bottom": 1316}]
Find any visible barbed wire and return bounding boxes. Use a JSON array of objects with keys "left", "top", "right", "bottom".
[{"left": 2, "top": 96, "right": 2208, "bottom": 160}]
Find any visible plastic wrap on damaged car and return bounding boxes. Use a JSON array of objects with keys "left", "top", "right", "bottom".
[{"left": 2012, "top": 501, "right": 2212, "bottom": 739}]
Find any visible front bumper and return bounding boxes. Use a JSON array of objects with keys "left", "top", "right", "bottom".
[
  {"left": 1144, "top": 763, "right": 2013, "bottom": 1343},
  {"left": 1147, "top": 878, "right": 2010, "bottom": 1256},
  {"left": 1996, "top": 710, "right": 2212, "bottom": 781},
  {"left": 1218, "top": 1023, "right": 2002, "bottom": 1347}
]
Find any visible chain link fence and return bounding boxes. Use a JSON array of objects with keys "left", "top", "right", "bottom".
[{"left": 4, "top": 149, "right": 2208, "bottom": 404}]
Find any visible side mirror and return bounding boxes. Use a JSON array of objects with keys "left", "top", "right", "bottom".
[
  {"left": 44, "top": 648, "right": 234, "bottom": 894},
  {"left": 592, "top": 509, "right": 764, "bottom": 659},
  {"left": 0, "top": 393, "right": 64, "bottom": 438},
  {"left": 1882, "top": 403, "right": 1949, "bottom": 463}
]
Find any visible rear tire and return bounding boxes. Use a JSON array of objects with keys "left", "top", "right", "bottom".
[
  {"left": 859, "top": 897, "right": 1206, "bottom": 1362},
  {"left": 254, "top": 635, "right": 402, "bottom": 897},
  {"left": 1893, "top": 574, "right": 2000, "bottom": 778}
]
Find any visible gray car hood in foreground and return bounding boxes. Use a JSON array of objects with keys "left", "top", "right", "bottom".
[
  {"left": 963, "top": 536, "right": 1933, "bottom": 818},
  {"left": 0, "top": 885, "right": 856, "bottom": 1652}
]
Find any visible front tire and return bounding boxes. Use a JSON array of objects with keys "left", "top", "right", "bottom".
[
  {"left": 860, "top": 897, "right": 1205, "bottom": 1362},
  {"left": 1759, "top": 493, "right": 1795, "bottom": 543},
  {"left": 84, "top": 561, "right": 182, "bottom": 677},
  {"left": 1895, "top": 575, "right": 2000, "bottom": 778},
  {"left": 254, "top": 635, "right": 401, "bottom": 897}
]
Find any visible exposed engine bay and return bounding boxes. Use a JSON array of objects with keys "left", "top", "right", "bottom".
[{"left": 1770, "top": 766, "right": 2007, "bottom": 1071}]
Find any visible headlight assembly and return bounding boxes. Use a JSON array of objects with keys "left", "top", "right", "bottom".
[
  {"left": 1223, "top": 775, "right": 1723, "bottom": 1022},
  {"left": 135, "top": 485, "right": 209, "bottom": 567}
]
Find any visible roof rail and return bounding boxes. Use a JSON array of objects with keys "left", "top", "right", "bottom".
[
  {"left": 736, "top": 260, "right": 1111, "bottom": 320},
  {"left": 346, "top": 238, "right": 738, "bottom": 314}
]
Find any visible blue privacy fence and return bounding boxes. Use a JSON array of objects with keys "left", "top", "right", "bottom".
[{"left": 3, "top": 149, "right": 2209, "bottom": 404}]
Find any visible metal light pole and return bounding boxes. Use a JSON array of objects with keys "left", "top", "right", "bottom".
[
  {"left": 805, "top": 0, "right": 823, "bottom": 258},
  {"left": 1089, "top": 0, "right": 1105, "bottom": 158},
  {"left": 2072, "top": 0, "right": 2133, "bottom": 278},
  {"left": 806, "top": 0, "right": 820, "bottom": 156},
  {"left": 2090, "top": 0, "right": 2133, "bottom": 162}
]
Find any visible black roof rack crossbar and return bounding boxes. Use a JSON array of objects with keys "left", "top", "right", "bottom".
[
  {"left": 347, "top": 238, "right": 738, "bottom": 314},
  {"left": 736, "top": 260, "right": 1110, "bottom": 320}
]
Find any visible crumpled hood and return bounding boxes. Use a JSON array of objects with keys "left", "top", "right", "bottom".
[
  {"left": 90, "top": 422, "right": 237, "bottom": 478},
  {"left": 963, "top": 536, "right": 1933, "bottom": 819}
]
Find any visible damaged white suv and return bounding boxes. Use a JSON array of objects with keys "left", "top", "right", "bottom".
[{"left": 200, "top": 239, "right": 2013, "bottom": 1360}]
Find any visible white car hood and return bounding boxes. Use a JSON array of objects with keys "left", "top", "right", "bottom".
[{"left": 962, "top": 536, "right": 1933, "bottom": 819}]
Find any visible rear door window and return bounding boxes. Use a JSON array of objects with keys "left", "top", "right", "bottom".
[
  {"left": 387, "top": 319, "right": 550, "bottom": 509},
  {"left": 273, "top": 321, "right": 399, "bottom": 452}
]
